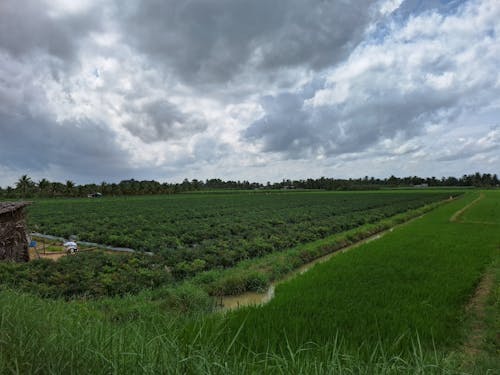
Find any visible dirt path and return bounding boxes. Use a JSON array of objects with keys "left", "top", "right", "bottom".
[
  {"left": 460, "top": 267, "right": 496, "bottom": 368},
  {"left": 38, "top": 252, "right": 67, "bottom": 261},
  {"left": 29, "top": 248, "right": 64, "bottom": 261},
  {"left": 31, "top": 233, "right": 139, "bottom": 254},
  {"left": 29, "top": 246, "right": 121, "bottom": 261}
]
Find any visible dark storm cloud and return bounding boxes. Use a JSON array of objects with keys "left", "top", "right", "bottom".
[
  {"left": 0, "top": 0, "right": 101, "bottom": 63},
  {"left": 244, "top": 93, "right": 324, "bottom": 158},
  {"left": 0, "top": 111, "right": 133, "bottom": 181},
  {"left": 123, "top": 100, "right": 207, "bottom": 143},
  {"left": 193, "top": 137, "right": 232, "bottom": 163},
  {"left": 121, "top": 0, "right": 377, "bottom": 85},
  {"left": 0, "top": 0, "right": 498, "bottom": 185},
  {"left": 258, "top": 88, "right": 482, "bottom": 158},
  {"left": 0, "top": 50, "right": 135, "bottom": 182},
  {"left": 244, "top": 78, "right": 463, "bottom": 158}
]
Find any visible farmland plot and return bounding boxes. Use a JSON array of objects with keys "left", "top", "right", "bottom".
[
  {"left": 27, "top": 191, "right": 455, "bottom": 272},
  {"left": 1, "top": 191, "right": 497, "bottom": 374},
  {"left": 220, "top": 191, "right": 499, "bottom": 365}
]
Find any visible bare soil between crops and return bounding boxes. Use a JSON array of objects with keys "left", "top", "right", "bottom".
[
  {"left": 29, "top": 247, "right": 118, "bottom": 261},
  {"left": 460, "top": 270, "right": 495, "bottom": 366}
]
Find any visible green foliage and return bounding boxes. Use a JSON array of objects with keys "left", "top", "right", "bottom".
[
  {"left": 28, "top": 191, "right": 456, "bottom": 276},
  {"left": 0, "top": 251, "right": 173, "bottom": 298},
  {"left": 0, "top": 288, "right": 459, "bottom": 374},
  {"left": 152, "top": 283, "right": 213, "bottom": 314},
  {"left": 0, "top": 191, "right": 458, "bottom": 299},
  {"left": 193, "top": 198, "right": 448, "bottom": 297}
]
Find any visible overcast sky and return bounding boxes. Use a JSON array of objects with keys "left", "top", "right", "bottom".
[{"left": 1, "top": 0, "right": 499, "bottom": 186}]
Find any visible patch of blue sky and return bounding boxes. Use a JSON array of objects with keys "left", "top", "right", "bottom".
[
  {"left": 367, "top": 0, "right": 469, "bottom": 45},
  {"left": 396, "top": 0, "right": 468, "bottom": 17}
]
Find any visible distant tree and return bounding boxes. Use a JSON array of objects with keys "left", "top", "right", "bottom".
[
  {"left": 37, "top": 178, "right": 51, "bottom": 197},
  {"left": 493, "top": 174, "right": 499, "bottom": 186},
  {"left": 387, "top": 175, "right": 398, "bottom": 186},
  {"left": 50, "top": 182, "right": 65, "bottom": 197},
  {"left": 15, "top": 175, "right": 36, "bottom": 197},
  {"left": 65, "top": 180, "right": 75, "bottom": 196}
]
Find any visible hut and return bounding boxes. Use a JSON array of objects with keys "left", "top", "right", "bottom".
[{"left": 0, "top": 202, "right": 31, "bottom": 262}]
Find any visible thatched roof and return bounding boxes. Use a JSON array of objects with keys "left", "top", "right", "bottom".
[{"left": 0, "top": 202, "right": 31, "bottom": 216}]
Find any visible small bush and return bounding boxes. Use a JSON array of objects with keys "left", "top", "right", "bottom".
[{"left": 155, "top": 283, "right": 213, "bottom": 314}]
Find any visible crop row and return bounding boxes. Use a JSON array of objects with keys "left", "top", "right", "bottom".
[{"left": 28, "top": 192, "right": 455, "bottom": 275}]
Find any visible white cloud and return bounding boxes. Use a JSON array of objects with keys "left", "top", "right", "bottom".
[
  {"left": 0, "top": 0, "right": 499, "bottom": 186},
  {"left": 379, "top": 0, "right": 404, "bottom": 15},
  {"left": 245, "top": 0, "right": 500, "bottom": 176}
]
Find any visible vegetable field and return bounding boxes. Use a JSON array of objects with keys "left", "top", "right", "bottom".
[{"left": 28, "top": 191, "right": 454, "bottom": 274}]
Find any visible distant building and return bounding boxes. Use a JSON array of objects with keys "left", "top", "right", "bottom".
[
  {"left": 87, "top": 192, "right": 103, "bottom": 198},
  {"left": 413, "top": 183, "right": 429, "bottom": 188},
  {"left": 0, "top": 202, "right": 31, "bottom": 262}
]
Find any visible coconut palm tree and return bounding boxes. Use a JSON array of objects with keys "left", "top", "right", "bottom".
[
  {"left": 37, "top": 178, "right": 51, "bottom": 197},
  {"left": 15, "top": 175, "right": 35, "bottom": 197}
]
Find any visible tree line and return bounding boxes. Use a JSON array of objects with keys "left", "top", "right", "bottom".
[{"left": 0, "top": 173, "right": 498, "bottom": 198}]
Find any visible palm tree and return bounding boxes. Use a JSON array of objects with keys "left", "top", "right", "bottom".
[
  {"left": 38, "top": 178, "right": 51, "bottom": 197},
  {"left": 15, "top": 175, "right": 35, "bottom": 197}
]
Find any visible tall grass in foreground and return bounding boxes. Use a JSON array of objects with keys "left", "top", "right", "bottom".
[
  {"left": 0, "top": 291, "right": 461, "bottom": 374},
  {"left": 1, "top": 191, "right": 498, "bottom": 374}
]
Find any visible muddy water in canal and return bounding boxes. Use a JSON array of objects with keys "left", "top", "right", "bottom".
[{"left": 218, "top": 231, "right": 386, "bottom": 311}]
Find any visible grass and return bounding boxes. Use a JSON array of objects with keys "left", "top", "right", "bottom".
[
  {"left": 0, "top": 190, "right": 498, "bottom": 374},
  {"left": 0, "top": 290, "right": 461, "bottom": 374},
  {"left": 218, "top": 192, "right": 498, "bottom": 358},
  {"left": 461, "top": 192, "right": 500, "bottom": 225}
]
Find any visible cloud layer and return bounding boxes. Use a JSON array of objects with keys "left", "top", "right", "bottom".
[
  {"left": 0, "top": 0, "right": 498, "bottom": 186},
  {"left": 121, "top": 0, "right": 379, "bottom": 86},
  {"left": 245, "top": 0, "right": 500, "bottom": 159}
]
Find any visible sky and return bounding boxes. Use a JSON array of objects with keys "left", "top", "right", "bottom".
[{"left": 0, "top": 0, "right": 499, "bottom": 186}]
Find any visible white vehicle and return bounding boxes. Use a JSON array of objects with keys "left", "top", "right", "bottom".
[{"left": 63, "top": 241, "right": 78, "bottom": 254}]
